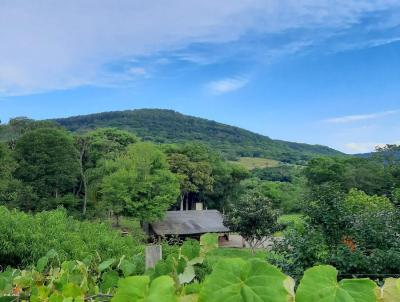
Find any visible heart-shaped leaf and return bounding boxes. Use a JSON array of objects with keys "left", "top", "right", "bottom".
[
  {"left": 199, "top": 258, "right": 291, "bottom": 302},
  {"left": 112, "top": 275, "right": 176, "bottom": 302},
  {"left": 296, "top": 265, "right": 377, "bottom": 302}
]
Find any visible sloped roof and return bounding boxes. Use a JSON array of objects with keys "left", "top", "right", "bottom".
[{"left": 150, "top": 210, "right": 229, "bottom": 235}]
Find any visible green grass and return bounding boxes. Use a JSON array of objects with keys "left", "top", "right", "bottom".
[
  {"left": 278, "top": 214, "right": 304, "bottom": 226},
  {"left": 275, "top": 214, "right": 306, "bottom": 237},
  {"left": 231, "top": 157, "right": 280, "bottom": 170},
  {"left": 106, "top": 216, "right": 147, "bottom": 242},
  {"left": 278, "top": 214, "right": 304, "bottom": 224}
]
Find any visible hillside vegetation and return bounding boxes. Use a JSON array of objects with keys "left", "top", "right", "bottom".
[
  {"left": 231, "top": 157, "right": 280, "bottom": 170},
  {"left": 52, "top": 109, "right": 343, "bottom": 163}
]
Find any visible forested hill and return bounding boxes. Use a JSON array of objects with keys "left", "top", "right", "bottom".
[{"left": 53, "top": 109, "right": 343, "bottom": 162}]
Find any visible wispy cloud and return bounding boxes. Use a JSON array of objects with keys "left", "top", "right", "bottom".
[
  {"left": 0, "top": 1, "right": 400, "bottom": 95},
  {"left": 127, "top": 67, "right": 147, "bottom": 76},
  {"left": 206, "top": 76, "right": 248, "bottom": 94},
  {"left": 324, "top": 110, "right": 399, "bottom": 124}
]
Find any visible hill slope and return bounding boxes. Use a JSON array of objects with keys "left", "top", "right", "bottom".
[{"left": 53, "top": 109, "right": 343, "bottom": 163}]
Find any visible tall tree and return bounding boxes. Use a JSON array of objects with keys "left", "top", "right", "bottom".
[
  {"left": 14, "top": 128, "right": 79, "bottom": 205},
  {"left": 224, "top": 191, "right": 281, "bottom": 254},
  {"left": 203, "top": 161, "right": 249, "bottom": 211},
  {"left": 0, "top": 143, "right": 19, "bottom": 203},
  {"left": 164, "top": 143, "right": 214, "bottom": 210},
  {"left": 101, "top": 142, "right": 179, "bottom": 225},
  {"left": 75, "top": 128, "right": 138, "bottom": 215},
  {"left": 2, "top": 117, "right": 58, "bottom": 149}
]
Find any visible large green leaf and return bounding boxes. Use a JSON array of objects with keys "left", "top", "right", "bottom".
[
  {"left": 340, "top": 279, "right": 379, "bottom": 302},
  {"left": 100, "top": 271, "right": 120, "bottom": 292},
  {"left": 112, "top": 276, "right": 149, "bottom": 302},
  {"left": 49, "top": 292, "right": 63, "bottom": 302},
  {"left": 36, "top": 256, "right": 49, "bottom": 273},
  {"left": 147, "top": 276, "right": 177, "bottom": 302},
  {"left": 0, "top": 271, "right": 14, "bottom": 295},
  {"left": 178, "top": 265, "right": 196, "bottom": 285},
  {"left": 119, "top": 259, "right": 137, "bottom": 277},
  {"left": 0, "top": 276, "right": 7, "bottom": 291},
  {"left": 179, "top": 294, "right": 198, "bottom": 302},
  {"left": 296, "top": 265, "right": 377, "bottom": 302},
  {"left": 98, "top": 259, "right": 116, "bottom": 272},
  {"left": 62, "top": 283, "right": 84, "bottom": 298},
  {"left": 181, "top": 240, "right": 200, "bottom": 261},
  {"left": 30, "top": 285, "right": 51, "bottom": 302},
  {"left": 111, "top": 275, "right": 177, "bottom": 302},
  {"left": 151, "top": 255, "right": 184, "bottom": 280},
  {"left": 381, "top": 278, "right": 400, "bottom": 302},
  {"left": 199, "top": 258, "right": 290, "bottom": 302},
  {"left": 199, "top": 234, "right": 218, "bottom": 255}
]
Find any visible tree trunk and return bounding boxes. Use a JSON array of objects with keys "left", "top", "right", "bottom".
[
  {"left": 180, "top": 194, "right": 184, "bottom": 211},
  {"left": 80, "top": 166, "right": 88, "bottom": 215},
  {"left": 249, "top": 238, "right": 256, "bottom": 255},
  {"left": 185, "top": 193, "right": 189, "bottom": 210},
  {"left": 78, "top": 140, "right": 88, "bottom": 215}
]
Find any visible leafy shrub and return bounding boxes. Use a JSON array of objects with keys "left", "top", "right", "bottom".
[
  {"left": 0, "top": 206, "right": 144, "bottom": 267},
  {"left": 272, "top": 186, "right": 400, "bottom": 276}
]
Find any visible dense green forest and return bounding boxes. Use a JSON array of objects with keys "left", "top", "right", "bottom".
[{"left": 49, "top": 109, "right": 343, "bottom": 163}]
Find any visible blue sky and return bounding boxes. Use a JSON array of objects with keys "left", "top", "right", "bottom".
[{"left": 1, "top": 1, "right": 400, "bottom": 153}]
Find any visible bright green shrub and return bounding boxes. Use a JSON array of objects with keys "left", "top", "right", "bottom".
[{"left": 0, "top": 206, "right": 143, "bottom": 267}]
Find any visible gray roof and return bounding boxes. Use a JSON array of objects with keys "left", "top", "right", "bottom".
[{"left": 150, "top": 210, "right": 229, "bottom": 235}]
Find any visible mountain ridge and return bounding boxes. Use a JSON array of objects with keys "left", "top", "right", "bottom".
[{"left": 53, "top": 108, "right": 343, "bottom": 163}]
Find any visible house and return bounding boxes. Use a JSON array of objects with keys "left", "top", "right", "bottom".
[{"left": 149, "top": 208, "right": 229, "bottom": 240}]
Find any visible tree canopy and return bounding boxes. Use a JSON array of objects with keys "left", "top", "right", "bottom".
[
  {"left": 101, "top": 143, "right": 180, "bottom": 224},
  {"left": 224, "top": 190, "right": 282, "bottom": 253},
  {"left": 14, "top": 128, "right": 80, "bottom": 208}
]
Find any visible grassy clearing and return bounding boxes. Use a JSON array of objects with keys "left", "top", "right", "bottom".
[
  {"left": 231, "top": 157, "right": 280, "bottom": 170},
  {"left": 106, "top": 216, "right": 147, "bottom": 242},
  {"left": 274, "top": 214, "right": 305, "bottom": 237},
  {"left": 278, "top": 214, "right": 305, "bottom": 226}
]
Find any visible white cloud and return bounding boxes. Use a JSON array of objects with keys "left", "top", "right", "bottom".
[
  {"left": 0, "top": 0, "right": 399, "bottom": 95},
  {"left": 206, "top": 77, "right": 248, "bottom": 94},
  {"left": 344, "top": 141, "right": 400, "bottom": 153},
  {"left": 324, "top": 110, "right": 399, "bottom": 124}
]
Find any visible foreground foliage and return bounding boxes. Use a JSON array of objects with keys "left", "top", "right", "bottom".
[{"left": 1, "top": 255, "right": 399, "bottom": 301}]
